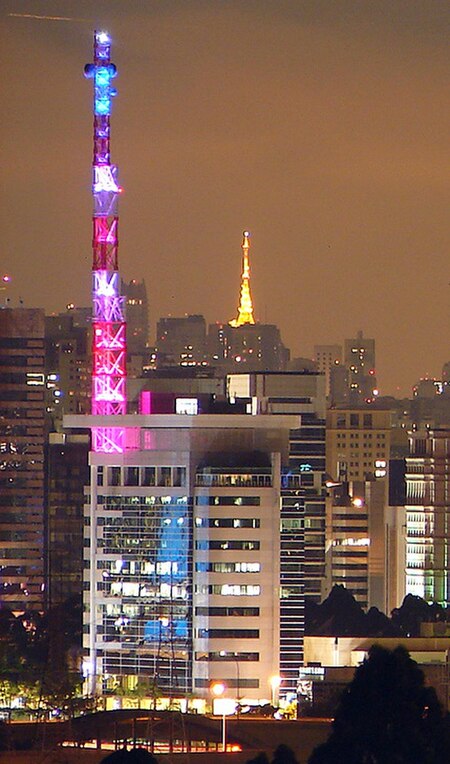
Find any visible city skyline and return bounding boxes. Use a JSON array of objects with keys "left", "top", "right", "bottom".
[{"left": 1, "top": 0, "right": 449, "bottom": 396}]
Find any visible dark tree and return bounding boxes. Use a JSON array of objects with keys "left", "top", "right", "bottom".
[
  {"left": 305, "top": 586, "right": 367, "bottom": 636},
  {"left": 101, "top": 747, "right": 159, "bottom": 763},
  {"left": 246, "top": 753, "right": 270, "bottom": 764},
  {"left": 391, "top": 594, "right": 446, "bottom": 637},
  {"left": 272, "top": 744, "right": 298, "bottom": 764},
  {"left": 364, "top": 606, "right": 397, "bottom": 637},
  {"left": 308, "top": 645, "right": 449, "bottom": 764}
]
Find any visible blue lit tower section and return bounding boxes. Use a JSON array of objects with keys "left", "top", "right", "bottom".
[{"left": 84, "top": 31, "right": 126, "bottom": 453}]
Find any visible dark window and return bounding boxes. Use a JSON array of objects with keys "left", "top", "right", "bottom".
[
  {"left": 195, "top": 607, "right": 259, "bottom": 617},
  {"left": 198, "top": 629, "right": 259, "bottom": 639}
]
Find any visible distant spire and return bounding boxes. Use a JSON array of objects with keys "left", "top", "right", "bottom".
[{"left": 229, "top": 230, "right": 255, "bottom": 327}]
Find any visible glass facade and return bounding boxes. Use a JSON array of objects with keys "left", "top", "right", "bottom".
[{"left": 95, "top": 493, "right": 192, "bottom": 694}]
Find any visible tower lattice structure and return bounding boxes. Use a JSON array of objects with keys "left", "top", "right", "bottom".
[
  {"left": 229, "top": 230, "right": 255, "bottom": 327},
  {"left": 85, "top": 32, "right": 126, "bottom": 453}
]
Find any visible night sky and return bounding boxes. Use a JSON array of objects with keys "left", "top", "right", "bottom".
[{"left": 1, "top": 1, "right": 449, "bottom": 396}]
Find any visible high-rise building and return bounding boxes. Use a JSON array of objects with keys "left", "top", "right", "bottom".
[
  {"left": 324, "top": 479, "right": 406, "bottom": 613},
  {"left": 45, "top": 432, "right": 90, "bottom": 608},
  {"left": 208, "top": 322, "right": 289, "bottom": 373},
  {"left": 121, "top": 279, "right": 149, "bottom": 357},
  {"left": 64, "top": 409, "right": 295, "bottom": 706},
  {"left": 314, "top": 345, "right": 342, "bottom": 398},
  {"left": 0, "top": 308, "right": 46, "bottom": 608},
  {"left": 405, "top": 428, "right": 450, "bottom": 604},
  {"left": 227, "top": 371, "right": 327, "bottom": 691},
  {"left": 326, "top": 408, "right": 391, "bottom": 483},
  {"left": 45, "top": 312, "right": 90, "bottom": 425},
  {"left": 344, "top": 330, "right": 377, "bottom": 403},
  {"left": 156, "top": 315, "right": 208, "bottom": 368},
  {"left": 329, "top": 364, "right": 349, "bottom": 406}
]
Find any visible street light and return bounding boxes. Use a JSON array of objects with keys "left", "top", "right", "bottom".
[
  {"left": 211, "top": 681, "right": 227, "bottom": 752},
  {"left": 219, "top": 650, "right": 240, "bottom": 711},
  {"left": 270, "top": 675, "right": 281, "bottom": 708}
]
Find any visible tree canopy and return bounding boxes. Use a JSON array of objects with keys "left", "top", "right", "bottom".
[
  {"left": 306, "top": 586, "right": 448, "bottom": 637},
  {"left": 308, "top": 645, "right": 450, "bottom": 764}
]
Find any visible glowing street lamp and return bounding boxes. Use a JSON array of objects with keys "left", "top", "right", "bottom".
[
  {"left": 270, "top": 675, "right": 281, "bottom": 708},
  {"left": 211, "top": 681, "right": 227, "bottom": 752}
]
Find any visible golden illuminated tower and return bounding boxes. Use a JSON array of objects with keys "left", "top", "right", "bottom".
[{"left": 229, "top": 230, "right": 255, "bottom": 327}]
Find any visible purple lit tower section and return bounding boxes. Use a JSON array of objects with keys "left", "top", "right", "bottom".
[{"left": 84, "top": 32, "right": 126, "bottom": 453}]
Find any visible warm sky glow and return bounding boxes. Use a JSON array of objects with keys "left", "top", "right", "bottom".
[{"left": 1, "top": 0, "right": 449, "bottom": 396}]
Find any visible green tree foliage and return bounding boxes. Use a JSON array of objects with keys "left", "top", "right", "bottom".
[
  {"left": 308, "top": 645, "right": 450, "bottom": 764},
  {"left": 0, "top": 597, "right": 82, "bottom": 717}
]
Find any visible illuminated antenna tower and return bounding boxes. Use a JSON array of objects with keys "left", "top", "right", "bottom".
[
  {"left": 84, "top": 31, "right": 126, "bottom": 453},
  {"left": 229, "top": 230, "right": 255, "bottom": 327}
]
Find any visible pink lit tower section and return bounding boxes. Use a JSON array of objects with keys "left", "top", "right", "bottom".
[{"left": 84, "top": 32, "right": 126, "bottom": 453}]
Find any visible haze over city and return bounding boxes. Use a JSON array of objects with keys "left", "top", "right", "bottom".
[{"left": 1, "top": 0, "right": 449, "bottom": 396}]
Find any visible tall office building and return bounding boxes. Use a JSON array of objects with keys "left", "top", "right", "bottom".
[
  {"left": 324, "top": 479, "right": 405, "bottom": 612},
  {"left": 314, "top": 345, "right": 342, "bottom": 398},
  {"left": 156, "top": 315, "right": 208, "bottom": 368},
  {"left": 325, "top": 408, "right": 409, "bottom": 612},
  {"left": 326, "top": 408, "right": 391, "bottom": 483},
  {"left": 45, "top": 312, "right": 90, "bottom": 426},
  {"left": 0, "top": 308, "right": 46, "bottom": 608},
  {"left": 208, "top": 322, "right": 289, "bottom": 373},
  {"left": 64, "top": 409, "right": 295, "bottom": 705},
  {"left": 227, "top": 371, "right": 327, "bottom": 693},
  {"left": 405, "top": 428, "right": 450, "bottom": 604},
  {"left": 121, "top": 279, "right": 149, "bottom": 357},
  {"left": 45, "top": 432, "right": 90, "bottom": 608},
  {"left": 344, "top": 330, "right": 377, "bottom": 403}
]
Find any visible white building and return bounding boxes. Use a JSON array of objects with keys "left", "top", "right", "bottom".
[
  {"left": 65, "top": 411, "right": 297, "bottom": 707},
  {"left": 405, "top": 428, "right": 450, "bottom": 604}
]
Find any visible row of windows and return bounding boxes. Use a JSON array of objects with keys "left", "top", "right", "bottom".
[
  {"left": 195, "top": 540, "right": 260, "bottom": 551},
  {"left": 195, "top": 607, "right": 259, "bottom": 617},
  {"left": 194, "top": 678, "right": 259, "bottom": 688},
  {"left": 195, "top": 496, "right": 260, "bottom": 506},
  {"left": 335, "top": 414, "right": 379, "bottom": 428},
  {"left": 195, "top": 562, "right": 260, "bottom": 574},
  {"left": 336, "top": 433, "right": 386, "bottom": 439},
  {"left": 195, "top": 651, "right": 259, "bottom": 662},
  {"left": 195, "top": 474, "right": 272, "bottom": 488},
  {"left": 100, "top": 466, "right": 187, "bottom": 488},
  {"left": 97, "top": 496, "right": 189, "bottom": 507},
  {"left": 195, "top": 518, "right": 260, "bottom": 529},
  {"left": 0, "top": 339, "right": 43, "bottom": 349},
  {"left": 197, "top": 629, "right": 259, "bottom": 639},
  {"left": 195, "top": 584, "right": 260, "bottom": 596},
  {"left": 0, "top": 407, "right": 36, "bottom": 419}
]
